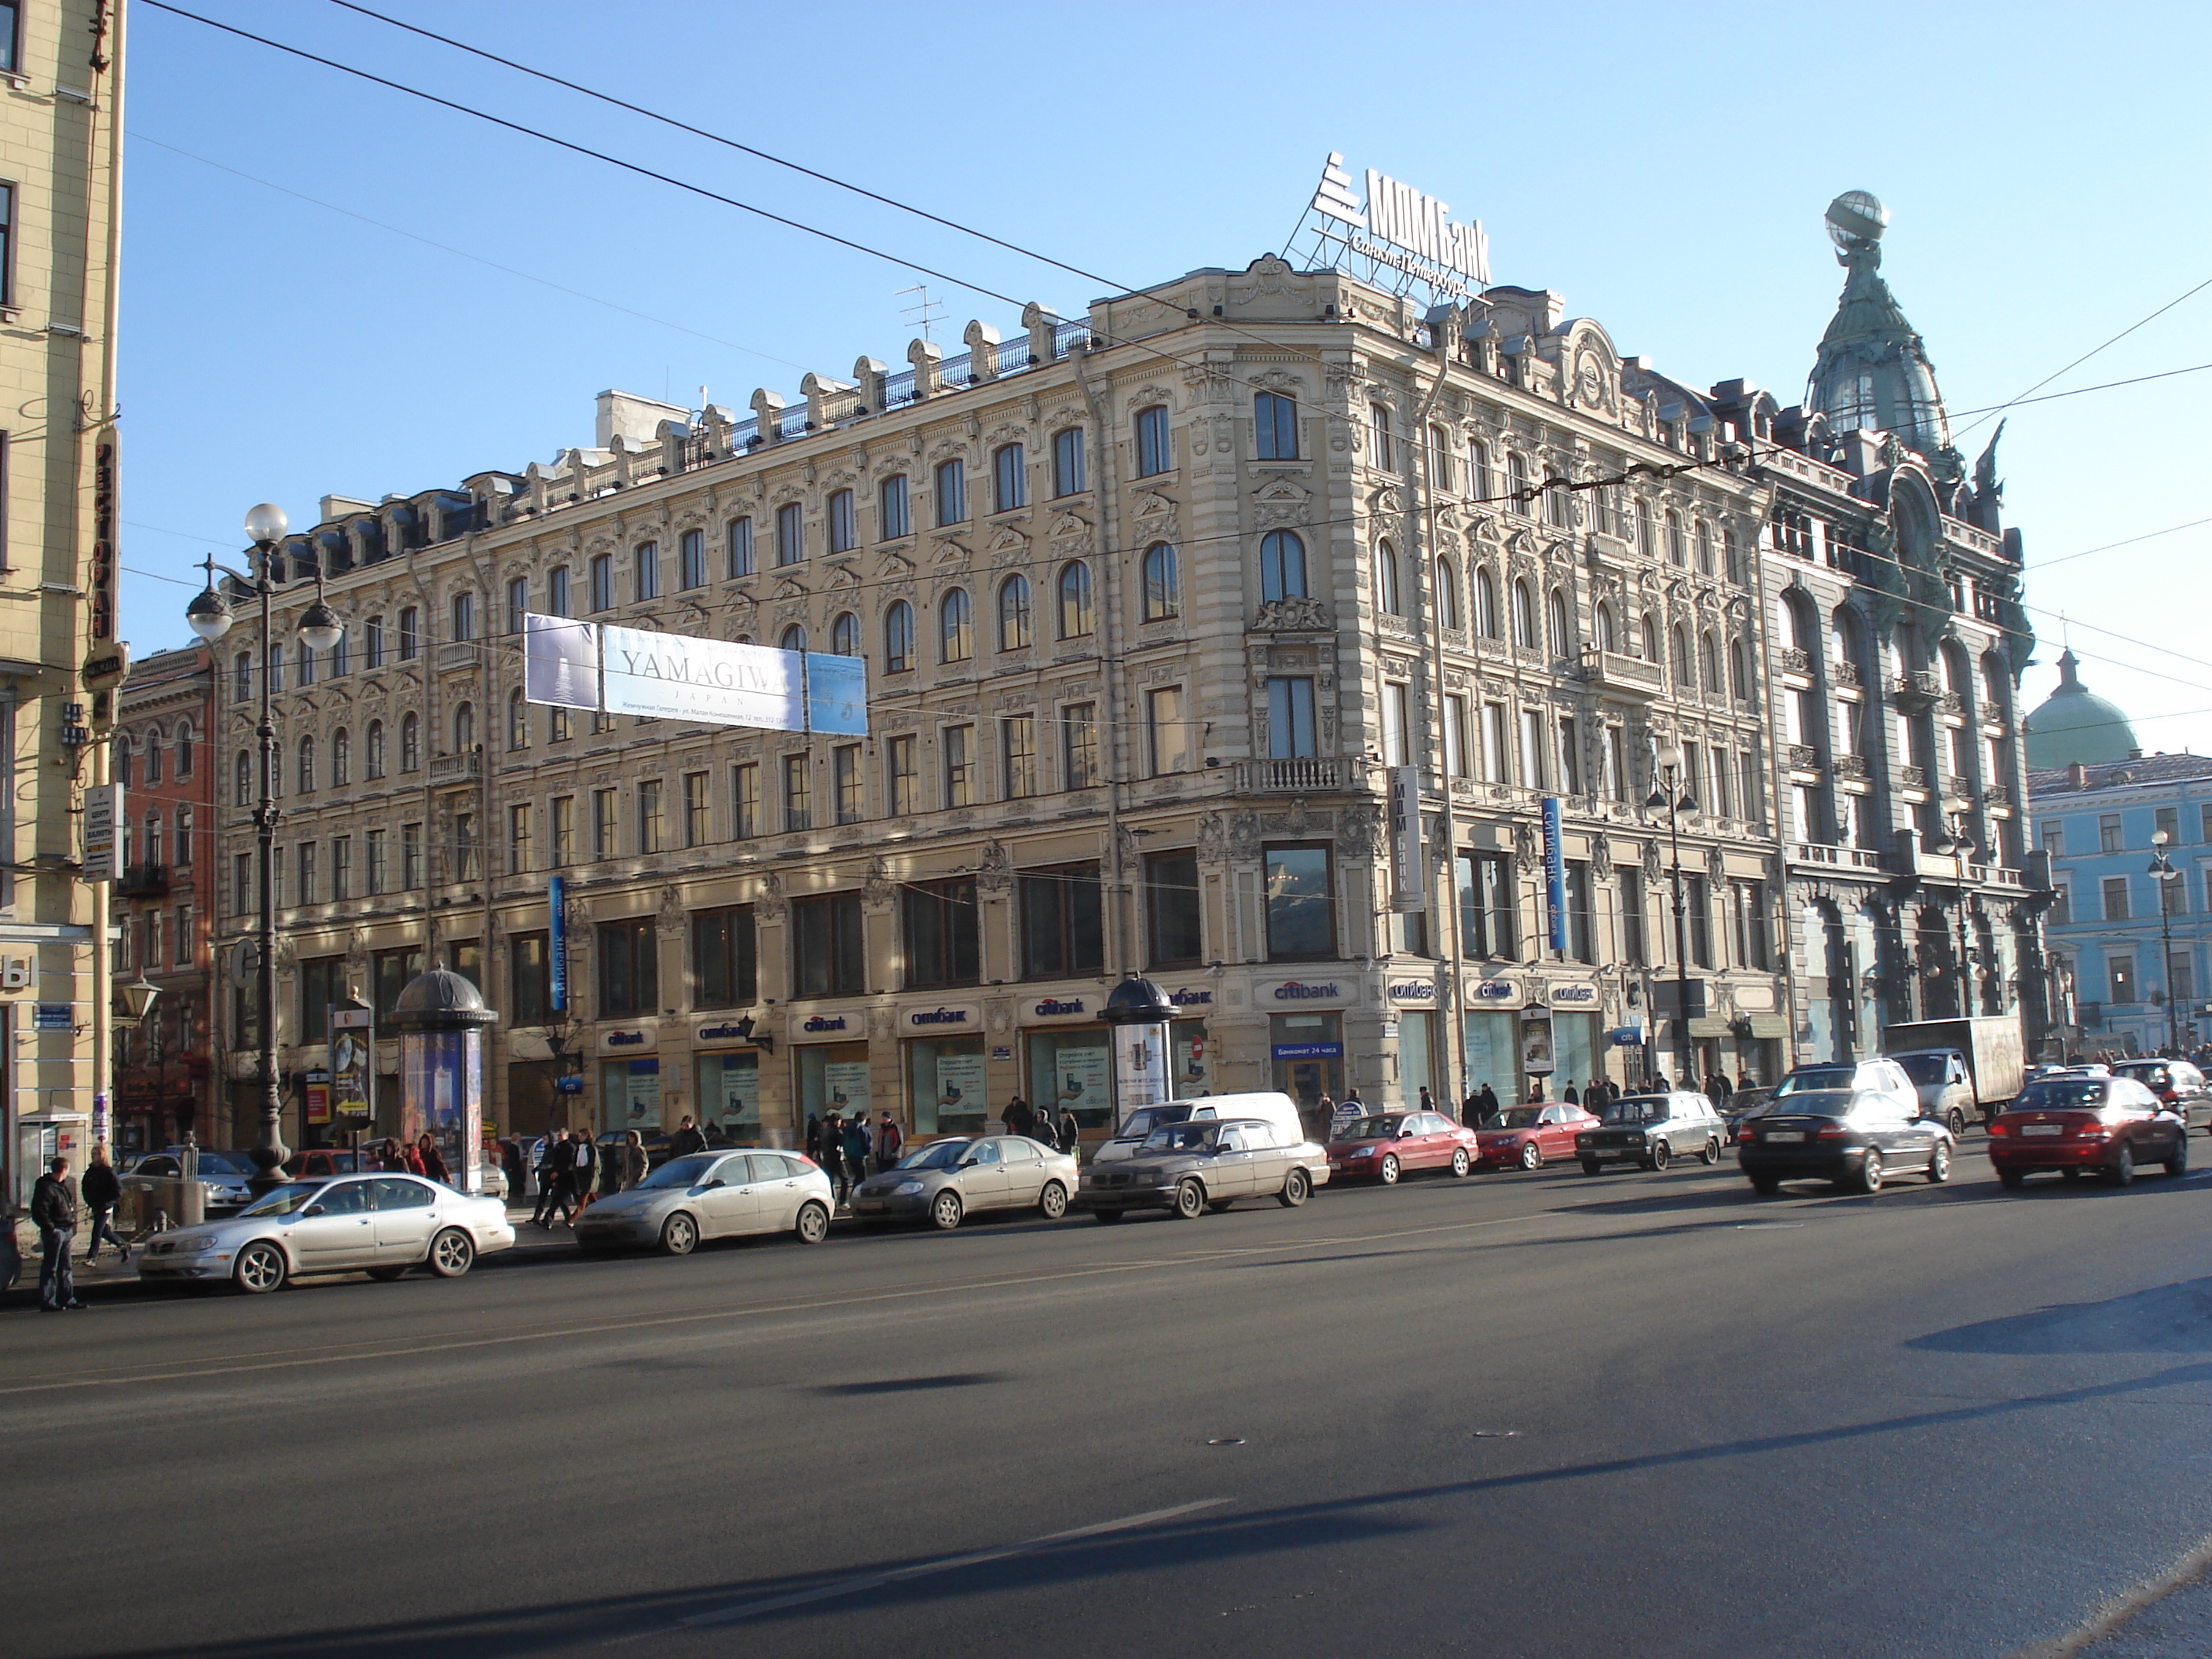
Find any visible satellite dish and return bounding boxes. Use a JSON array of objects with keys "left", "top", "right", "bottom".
[{"left": 1826, "top": 190, "right": 1888, "bottom": 251}]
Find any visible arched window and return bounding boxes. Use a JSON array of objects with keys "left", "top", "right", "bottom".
[
  {"left": 1595, "top": 603, "right": 1617, "bottom": 654},
  {"left": 114, "top": 736, "right": 132, "bottom": 789},
  {"left": 1368, "top": 402, "right": 1393, "bottom": 471},
  {"left": 508, "top": 689, "right": 529, "bottom": 750},
  {"left": 1434, "top": 558, "right": 1461, "bottom": 630},
  {"left": 1057, "top": 562, "right": 1093, "bottom": 638},
  {"left": 1373, "top": 540, "right": 1401, "bottom": 617},
  {"left": 1547, "top": 588, "right": 1571, "bottom": 657},
  {"left": 991, "top": 443, "right": 1027, "bottom": 513},
  {"left": 451, "top": 590, "right": 477, "bottom": 642},
  {"left": 1786, "top": 595, "right": 1815, "bottom": 653},
  {"left": 1700, "top": 632, "right": 1722, "bottom": 693},
  {"left": 1643, "top": 612, "right": 1662, "bottom": 661},
  {"left": 1468, "top": 438, "right": 1492, "bottom": 499},
  {"left": 934, "top": 460, "right": 966, "bottom": 526},
  {"left": 1665, "top": 509, "right": 1686, "bottom": 566},
  {"left": 1832, "top": 608, "right": 1862, "bottom": 676},
  {"left": 1980, "top": 650, "right": 2007, "bottom": 710},
  {"left": 939, "top": 588, "right": 972, "bottom": 663},
  {"left": 174, "top": 725, "right": 193, "bottom": 778},
  {"left": 1941, "top": 641, "right": 1970, "bottom": 696},
  {"left": 1142, "top": 543, "right": 1179, "bottom": 621},
  {"left": 884, "top": 601, "right": 915, "bottom": 672},
  {"left": 1635, "top": 501, "right": 1657, "bottom": 560},
  {"left": 1671, "top": 625, "right": 1692, "bottom": 684},
  {"left": 1728, "top": 639, "right": 1750, "bottom": 701},
  {"left": 143, "top": 812, "right": 160, "bottom": 869},
  {"left": 1723, "top": 529, "right": 1745, "bottom": 584},
  {"left": 332, "top": 727, "right": 352, "bottom": 785},
  {"left": 1133, "top": 405, "right": 1170, "bottom": 477},
  {"left": 1476, "top": 567, "right": 1501, "bottom": 639},
  {"left": 400, "top": 712, "right": 420, "bottom": 774},
  {"left": 1507, "top": 452, "right": 1530, "bottom": 512},
  {"left": 780, "top": 624, "right": 807, "bottom": 654},
  {"left": 1544, "top": 474, "right": 1571, "bottom": 528},
  {"left": 1258, "top": 530, "right": 1306, "bottom": 602},
  {"left": 1694, "top": 522, "right": 1714, "bottom": 575},
  {"left": 297, "top": 736, "right": 316, "bottom": 794},
  {"left": 234, "top": 750, "right": 251, "bottom": 808},
  {"left": 453, "top": 702, "right": 475, "bottom": 753},
  {"left": 1254, "top": 390, "right": 1298, "bottom": 460},
  {"left": 998, "top": 576, "right": 1032, "bottom": 650},
  {"left": 366, "top": 720, "right": 386, "bottom": 779},
  {"left": 144, "top": 732, "right": 163, "bottom": 785},
  {"left": 1512, "top": 580, "right": 1539, "bottom": 648}
]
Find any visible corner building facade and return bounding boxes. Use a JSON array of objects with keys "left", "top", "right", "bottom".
[{"left": 222, "top": 240, "right": 2027, "bottom": 1148}]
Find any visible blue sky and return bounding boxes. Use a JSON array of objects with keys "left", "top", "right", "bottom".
[{"left": 122, "top": 1, "right": 2212, "bottom": 748}]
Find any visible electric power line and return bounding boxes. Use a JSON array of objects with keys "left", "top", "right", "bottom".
[{"left": 1953, "top": 273, "right": 2212, "bottom": 441}]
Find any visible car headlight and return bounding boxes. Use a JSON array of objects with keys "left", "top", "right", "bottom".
[
  {"left": 175, "top": 1234, "right": 219, "bottom": 1254},
  {"left": 1574, "top": 1135, "right": 1591, "bottom": 1148},
  {"left": 1350, "top": 1146, "right": 1377, "bottom": 1159},
  {"left": 894, "top": 1180, "right": 925, "bottom": 1195}
]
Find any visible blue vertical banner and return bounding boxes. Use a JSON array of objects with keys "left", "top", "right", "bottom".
[
  {"left": 548, "top": 875, "right": 568, "bottom": 1012},
  {"left": 1542, "top": 796, "right": 1566, "bottom": 954}
]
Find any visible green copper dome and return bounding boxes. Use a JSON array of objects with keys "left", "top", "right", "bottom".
[{"left": 2023, "top": 650, "right": 2139, "bottom": 768}]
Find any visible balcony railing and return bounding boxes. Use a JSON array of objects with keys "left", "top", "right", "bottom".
[
  {"left": 429, "top": 750, "right": 482, "bottom": 783},
  {"left": 1791, "top": 842, "right": 1888, "bottom": 873},
  {"left": 1578, "top": 649, "right": 1666, "bottom": 698},
  {"left": 1238, "top": 757, "right": 1348, "bottom": 794},
  {"left": 117, "top": 862, "right": 170, "bottom": 898}
]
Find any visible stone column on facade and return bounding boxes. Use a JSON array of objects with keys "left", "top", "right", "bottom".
[{"left": 752, "top": 870, "right": 790, "bottom": 1140}]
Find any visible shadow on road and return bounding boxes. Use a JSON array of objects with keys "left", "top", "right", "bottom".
[
  {"left": 812, "top": 1372, "right": 1009, "bottom": 1395},
  {"left": 1907, "top": 1276, "right": 2212, "bottom": 1355}
]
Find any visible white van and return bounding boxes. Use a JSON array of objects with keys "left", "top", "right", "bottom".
[{"left": 1093, "top": 1092, "right": 1309, "bottom": 1165}]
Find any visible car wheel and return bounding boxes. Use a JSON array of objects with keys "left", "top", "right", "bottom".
[
  {"left": 428, "top": 1229, "right": 477, "bottom": 1278},
  {"left": 1171, "top": 1179, "right": 1206, "bottom": 1220},
  {"left": 1518, "top": 1141, "right": 1543, "bottom": 1172},
  {"left": 2108, "top": 1144, "right": 2135, "bottom": 1186},
  {"left": 1701, "top": 1137, "right": 1722, "bottom": 1166},
  {"left": 1998, "top": 1168, "right": 2027, "bottom": 1189},
  {"left": 1749, "top": 1175, "right": 1781, "bottom": 1196},
  {"left": 1379, "top": 1154, "right": 1401, "bottom": 1185},
  {"left": 2166, "top": 1136, "right": 2190, "bottom": 1179},
  {"left": 1947, "top": 1108, "right": 1968, "bottom": 1137},
  {"left": 1649, "top": 1141, "right": 1672, "bottom": 1172},
  {"left": 1279, "top": 1167, "right": 1311, "bottom": 1207},
  {"left": 1093, "top": 1207, "right": 1127, "bottom": 1224},
  {"left": 365, "top": 1265, "right": 408, "bottom": 1281},
  {"left": 793, "top": 1201, "right": 830, "bottom": 1243},
  {"left": 929, "top": 1189, "right": 965, "bottom": 1231},
  {"left": 1450, "top": 1148, "right": 1471, "bottom": 1178},
  {"left": 233, "top": 1241, "right": 287, "bottom": 1295},
  {"left": 1854, "top": 1152, "right": 1884, "bottom": 1196},
  {"left": 1926, "top": 1141, "right": 1953, "bottom": 1185},
  {"left": 1038, "top": 1181, "right": 1069, "bottom": 1221},
  {"left": 659, "top": 1211, "right": 699, "bottom": 1256},
  {"left": 1580, "top": 1159, "right": 1602, "bottom": 1176}
]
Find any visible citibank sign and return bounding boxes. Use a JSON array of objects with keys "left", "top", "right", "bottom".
[
  {"left": 1269, "top": 980, "right": 1349, "bottom": 1004},
  {"left": 906, "top": 1004, "right": 979, "bottom": 1030}
]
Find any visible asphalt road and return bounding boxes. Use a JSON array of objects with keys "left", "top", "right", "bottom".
[{"left": 8, "top": 1140, "right": 2212, "bottom": 1659}]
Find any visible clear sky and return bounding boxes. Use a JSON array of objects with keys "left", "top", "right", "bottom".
[{"left": 119, "top": 0, "right": 2212, "bottom": 751}]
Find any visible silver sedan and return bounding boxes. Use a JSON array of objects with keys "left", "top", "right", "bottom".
[
  {"left": 137, "top": 1174, "right": 515, "bottom": 1294},
  {"left": 573, "top": 1148, "right": 833, "bottom": 1255},
  {"left": 850, "top": 1135, "right": 1079, "bottom": 1231}
]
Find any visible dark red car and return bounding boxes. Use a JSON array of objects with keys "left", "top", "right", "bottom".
[
  {"left": 1326, "top": 1111, "right": 1478, "bottom": 1184},
  {"left": 1987, "top": 1075, "right": 2187, "bottom": 1188},
  {"left": 1473, "top": 1102, "right": 1602, "bottom": 1171}
]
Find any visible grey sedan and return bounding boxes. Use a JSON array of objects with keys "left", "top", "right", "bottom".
[
  {"left": 1075, "top": 1118, "right": 1328, "bottom": 1221},
  {"left": 137, "top": 1174, "right": 515, "bottom": 1294},
  {"left": 851, "top": 1136, "right": 1079, "bottom": 1231},
  {"left": 572, "top": 1148, "right": 833, "bottom": 1255}
]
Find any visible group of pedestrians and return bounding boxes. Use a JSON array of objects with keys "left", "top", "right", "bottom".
[
  {"left": 1003, "top": 1095, "right": 1082, "bottom": 1157},
  {"left": 808, "top": 1110, "right": 903, "bottom": 1203},
  {"left": 367, "top": 1133, "right": 452, "bottom": 1183},
  {"left": 527, "top": 1126, "right": 653, "bottom": 1228}
]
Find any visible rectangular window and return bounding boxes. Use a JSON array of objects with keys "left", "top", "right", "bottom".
[
  {"left": 1135, "top": 405, "right": 1170, "bottom": 478},
  {"left": 297, "top": 841, "right": 318, "bottom": 906},
  {"left": 825, "top": 489, "right": 855, "bottom": 555},
  {"left": 1714, "top": 747, "right": 1737, "bottom": 819},
  {"left": 331, "top": 835, "right": 352, "bottom": 899},
  {"left": 2202, "top": 804, "right": 2212, "bottom": 844},
  {"left": 2111, "top": 955, "right": 2137, "bottom": 1004},
  {"left": 903, "top": 877, "right": 978, "bottom": 990},
  {"left": 993, "top": 444, "right": 1027, "bottom": 513},
  {"left": 943, "top": 724, "right": 974, "bottom": 807},
  {"left": 637, "top": 778, "right": 665, "bottom": 853},
  {"left": 2049, "top": 881, "right": 2071, "bottom": 927},
  {"left": 507, "top": 804, "right": 531, "bottom": 874},
  {"left": 2039, "top": 820, "right": 2064, "bottom": 855},
  {"left": 1264, "top": 845, "right": 1334, "bottom": 959},
  {"left": 887, "top": 734, "right": 918, "bottom": 815},
  {"left": 548, "top": 567, "right": 570, "bottom": 617},
  {"left": 589, "top": 555, "right": 613, "bottom": 613},
  {"left": 510, "top": 932, "right": 551, "bottom": 1025},
  {"left": 454, "top": 813, "right": 478, "bottom": 884},
  {"left": 1062, "top": 704, "right": 1099, "bottom": 789},
  {"left": 551, "top": 797, "right": 575, "bottom": 867},
  {"left": 1266, "top": 677, "right": 1317, "bottom": 759},
  {"left": 683, "top": 771, "right": 709, "bottom": 848},
  {"left": 298, "top": 958, "right": 342, "bottom": 1044},
  {"left": 372, "top": 947, "right": 423, "bottom": 1024},
  {"left": 1732, "top": 880, "right": 1770, "bottom": 969},
  {"left": 1481, "top": 703, "right": 1508, "bottom": 783},
  {"left": 726, "top": 518, "right": 754, "bottom": 579},
  {"left": 935, "top": 460, "right": 966, "bottom": 526},
  {"left": 174, "top": 904, "right": 192, "bottom": 969},
  {"left": 878, "top": 475, "right": 910, "bottom": 540},
  {"left": 593, "top": 788, "right": 618, "bottom": 859},
  {"left": 2100, "top": 814, "right": 2122, "bottom": 853},
  {"left": 679, "top": 529, "right": 706, "bottom": 590},
  {"left": 1557, "top": 718, "right": 1582, "bottom": 794},
  {"left": 792, "top": 892, "right": 866, "bottom": 997},
  {"left": 833, "top": 744, "right": 862, "bottom": 824},
  {"left": 1052, "top": 428, "right": 1085, "bottom": 496},
  {"left": 782, "top": 754, "right": 811, "bottom": 831},
  {"left": 1562, "top": 862, "right": 1593, "bottom": 961},
  {"left": 1456, "top": 852, "right": 1517, "bottom": 960},
  {"left": 634, "top": 541, "right": 660, "bottom": 602},
  {"left": 1429, "top": 425, "right": 1455, "bottom": 491},
  {"left": 2171, "top": 950, "right": 2196, "bottom": 1003},
  {"left": 2103, "top": 876, "right": 2130, "bottom": 921},
  {"left": 1000, "top": 717, "right": 1035, "bottom": 800},
  {"left": 298, "top": 646, "right": 316, "bottom": 687},
  {"left": 1686, "top": 874, "right": 1714, "bottom": 968},
  {"left": 691, "top": 906, "right": 758, "bottom": 1008},
  {"left": 1604, "top": 727, "right": 1626, "bottom": 800},
  {"left": 1517, "top": 707, "right": 1547, "bottom": 789},
  {"left": 401, "top": 822, "right": 423, "bottom": 890},
  {"left": 365, "top": 830, "right": 388, "bottom": 895},
  {"left": 267, "top": 645, "right": 284, "bottom": 693},
  {"left": 1254, "top": 391, "right": 1298, "bottom": 460},
  {"left": 1147, "top": 687, "right": 1190, "bottom": 776},
  {"left": 2165, "top": 867, "right": 2188, "bottom": 916},
  {"left": 449, "top": 591, "right": 474, "bottom": 643},
  {"left": 774, "top": 503, "right": 804, "bottom": 566},
  {"left": 597, "top": 917, "right": 658, "bottom": 1016},
  {"left": 2156, "top": 805, "right": 2181, "bottom": 843},
  {"left": 1619, "top": 867, "right": 1646, "bottom": 965},
  {"left": 1020, "top": 863, "right": 1104, "bottom": 977},
  {"left": 732, "top": 764, "right": 760, "bottom": 838},
  {"left": 1443, "top": 694, "right": 1470, "bottom": 777},
  {"left": 1145, "top": 851, "right": 1202, "bottom": 968},
  {"left": 505, "top": 577, "right": 528, "bottom": 634},
  {"left": 1381, "top": 683, "right": 1409, "bottom": 767}
]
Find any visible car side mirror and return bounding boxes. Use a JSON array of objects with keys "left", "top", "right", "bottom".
[
  {"left": 700, "top": 1178, "right": 725, "bottom": 1190},
  {"left": 304, "top": 1204, "right": 328, "bottom": 1218}
]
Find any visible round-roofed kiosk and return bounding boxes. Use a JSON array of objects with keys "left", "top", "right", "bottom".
[{"left": 390, "top": 961, "right": 500, "bottom": 1195}]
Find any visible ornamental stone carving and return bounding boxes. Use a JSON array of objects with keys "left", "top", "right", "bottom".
[
  {"left": 1513, "top": 820, "right": 1539, "bottom": 874},
  {"left": 976, "top": 839, "right": 1013, "bottom": 894},
  {"left": 1337, "top": 801, "right": 1382, "bottom": 859},
  {"left": 1589, "top": 835, "right": 1613, "bottom": 881},
  {"left": 1196, "top": 811, "right": 1228, "bottom": 862},
  {"left": 1254, "top": 597, "right": 1331, "bottom": 631},
  {"left": 1643, "top": 840, "right": 1664, "bottom": 881},
  {"left": 755, "top": 870, "right": 788, "bottom": 923},
  {"left": 862, "top": 856, "right": 896, "bottom": 912}
]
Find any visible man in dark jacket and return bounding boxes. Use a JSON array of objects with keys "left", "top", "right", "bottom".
[
  {"left": 81, "top": 1144, "right": 127, "bottom": 1263},
  {"left": 531, "top": 1130, "right": 570, "bottom": 1227},
  {"left": 667, "top": 1115, "right": 707, "bottom": 1159},
  {"left": 1474, "top": 1083, "right": 1500, "bottom": 1125},
  {"left": 32, "top": 1155, "right": 82, "bottom": 1311}
]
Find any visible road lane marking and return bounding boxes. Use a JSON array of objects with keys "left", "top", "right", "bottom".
[{"left": 646, "top": 1498, "right": 1232, "bottom": 1635}]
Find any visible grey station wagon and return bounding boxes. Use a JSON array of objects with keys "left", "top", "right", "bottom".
[
  {"left": 1075, "top": 1117, "right": 1328, "bottom": 1221},
  {"left": 1575, "top": 1092, "right": 1728, "bottom": 1174}
]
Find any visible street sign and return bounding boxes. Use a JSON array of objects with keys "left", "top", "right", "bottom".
[
  {"left": 34, "top": 1002, "right": 73, "bottom": 1031},
  {"left": 82, "top": 782, "right": 122, "bottom": 881}
]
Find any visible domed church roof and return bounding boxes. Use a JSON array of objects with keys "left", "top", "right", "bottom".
[{"left": 2023, "top": 650, "right": 2140, "bottom": 769}]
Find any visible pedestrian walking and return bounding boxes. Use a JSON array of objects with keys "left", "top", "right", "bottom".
[
  {"left": 1005, "top": 1095, "right": 1035, "bottom": 1139},
  {"left": 531, "top": 1130, "right": 567, "bottom": 1224},
  {"left": 1418, "top": 1086, "right": 1436, "bottom": 1115},
  {"left": 1057, "top": 1107, "right": 1080, "bottom": 1157},
  {"left": 500, "top": 1137, "right": 524, "bottom": 1203},
  {"left": 418, "top": 1133, "right": 450, "bottom": 1185},
  {"left": 613, "top": 1130, "right": 647, "bottom": 1193},
  {"left": 566, "top": 1133, "right": 599, "bottom": 1222},
  {"left": 668, "top": 1115, "right": 707, "bottom": 1159},
  {"left": 32, "top": 1155, "right": 82, "bottom": 1311},
  {"left": 81, "top": 1144, "right": 127, "bottom": 1264},
  {"left": 875, "top": 1111, "right": 904, "bottom": 1173},
  {"left": 816, "top": 1113, "right": 845, "bottom": 1201},
  {"left": 401, "top": 1139, "right": 427, "bottom": 1177},
  {"left": 841, "top": 1115, "right": 869, "bottom": 1185},
  {"left": 1474, "top": 1083, "right": 1500, "bottom": 1125},
  {"left": 1564, "top": 1083, "right": 1580, "bottom": 1106}
]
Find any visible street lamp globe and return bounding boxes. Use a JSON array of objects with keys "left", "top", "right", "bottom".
[
  {"left": 297, "top": 597, "right": 345, "bottom": 653},
  {"left": 120, "top": 975, "right": 159, "bottom": 1024},
  {"left": 185, "top": 583, "right": 235, "bottom": 641},
  {"left": 1654, "top": 738, "right": 1683, "bottom": 771},
  {"left": 243, "top": 502, "right": 288, "bottom": 546}
]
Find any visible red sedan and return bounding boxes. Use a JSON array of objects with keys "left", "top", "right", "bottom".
[
  {"left": 1988, "top": 1075, "right": 2186, "bottom": 1187},
  {"left": 1326, "top": 1111, "right": 1479, "bottom": 1185},
  {"left": 1473, "top": 1103, "right": 1601, "bottom": 1171}
]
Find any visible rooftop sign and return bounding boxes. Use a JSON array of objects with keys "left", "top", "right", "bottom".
[{"left": 1298, "top": 153, "right": 1492, "bottom": 300}]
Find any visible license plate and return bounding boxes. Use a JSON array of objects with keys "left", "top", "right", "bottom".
[
  {"left": 2021, "top": 1124, "right": 2063, "bottom": 1137},
  {"left": 1765, "top": 1131, "right": 1804, "bottom": 1143}
]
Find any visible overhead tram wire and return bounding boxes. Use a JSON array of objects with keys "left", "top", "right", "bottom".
[{"left": 1951, "top": 272, "right": 2212, "bottom": 441}]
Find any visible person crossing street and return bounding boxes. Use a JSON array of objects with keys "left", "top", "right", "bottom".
[
  {"left": 31, "top": 1155, "right": 82, "bottom": 1311},
  {"left": 81, "top": 1144, "right": 127, "bottom": 1265}
]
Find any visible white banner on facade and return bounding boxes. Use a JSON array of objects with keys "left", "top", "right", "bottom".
[
  {"left": 600, "top": 623, "right": 804, "bottom": 726},
  {"left": 82, "top": 782, "right": 122, "bottom": 883},
  {"left": 524, "top": 613, "right": 600, "bottom": 711},
  {"left": 1388, "top": 764, "right": 1426, "bottom": 913}
]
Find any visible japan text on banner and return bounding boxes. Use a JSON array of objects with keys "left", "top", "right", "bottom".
[
  {"left": 524, "top": 613, "right": 600, "bottom": 712},
  {"left": 601, "top": 623, "right": 806, "bottom": 727}
]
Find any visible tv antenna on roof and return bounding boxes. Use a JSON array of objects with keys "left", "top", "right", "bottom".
[{"left": 898, "top": 284, "right": 946, "bottom": 342}]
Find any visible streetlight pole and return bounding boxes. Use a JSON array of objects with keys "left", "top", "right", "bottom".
[
  {"left": 2151, "top": 830, "right": 2181, "bottom": 1054},
  {"left": 1646, "top": 738, "right": 1699, "bottom": 1087},
  {"left": 1942, "top": 812, "right": 1975, "bottom": 1020},
  {"left": 185, "top": 504, "right": 345, "bottom": 1192}
]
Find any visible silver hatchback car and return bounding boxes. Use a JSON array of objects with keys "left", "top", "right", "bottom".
[
  {"left": 573, "top": 1148, "right": 832, "bottom": 1255},
  {"left": 850, "top": 1135, "right": 1079, "bottom": 1230}
]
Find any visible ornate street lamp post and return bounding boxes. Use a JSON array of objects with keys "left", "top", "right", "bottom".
[
  {"left": 2150, "top": 830, "right": 2183, "bottom": 1054},
  {"left": 185, "top": 504, "right": 346, "bottom": 1192},
  {"left": 1936, "top": 813, "right": 1977, "bottom": 1020},
  {"left": 1646, "top": 739, "right": 1699, "bottom": 1086}
]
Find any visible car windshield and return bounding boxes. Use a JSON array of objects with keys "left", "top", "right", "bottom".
[
  {"left": 1495, "top": 1108, "right": 1544, "bottom": 1130},
  {"left": 1777, "top": 1068, "right": 1855, "bottom": 1096},
  {"left": 1771, "top": 1090, "right": 1856, "bottom": 1118},
  {"left": 898, "top": 1140, "right": 972, "bottom": 1170},
  {"left": 1601, "top": 1097, "right": 1668, "bottom": 1124},
  {"left": 2113, "top": 1064, "right": 2166, "bottom": 1083},
  {"left": 639, "top": 1154, "right": 721, "bottom": 1189},
  {"left": 1342, "top": 1116, "right": 1405, "bottom": 1140},
  {"left": 1115, "top": 1106, "right": 1192, "bottom": 1140},
  {"left": 2015, "top": 1082, "right": 2108, "bottom": 1110},
  {"left": 1144, "top": 1123, "right": 1219, "bottom": 1152},
  {"left": 238, "top": 1183, "right": 325, "bottom": 1218},
  {"left": 1894, "top": 1055, "right": 1949, "bottom": 1085}
]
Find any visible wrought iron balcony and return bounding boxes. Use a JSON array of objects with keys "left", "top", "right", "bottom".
[{"left": 117, "top": 862, "right": 170, "bottom": 898}]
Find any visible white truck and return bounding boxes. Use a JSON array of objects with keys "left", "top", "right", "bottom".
[{"left": 1881, "top": 1016, "right": 2027, "bottom": 1131}]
